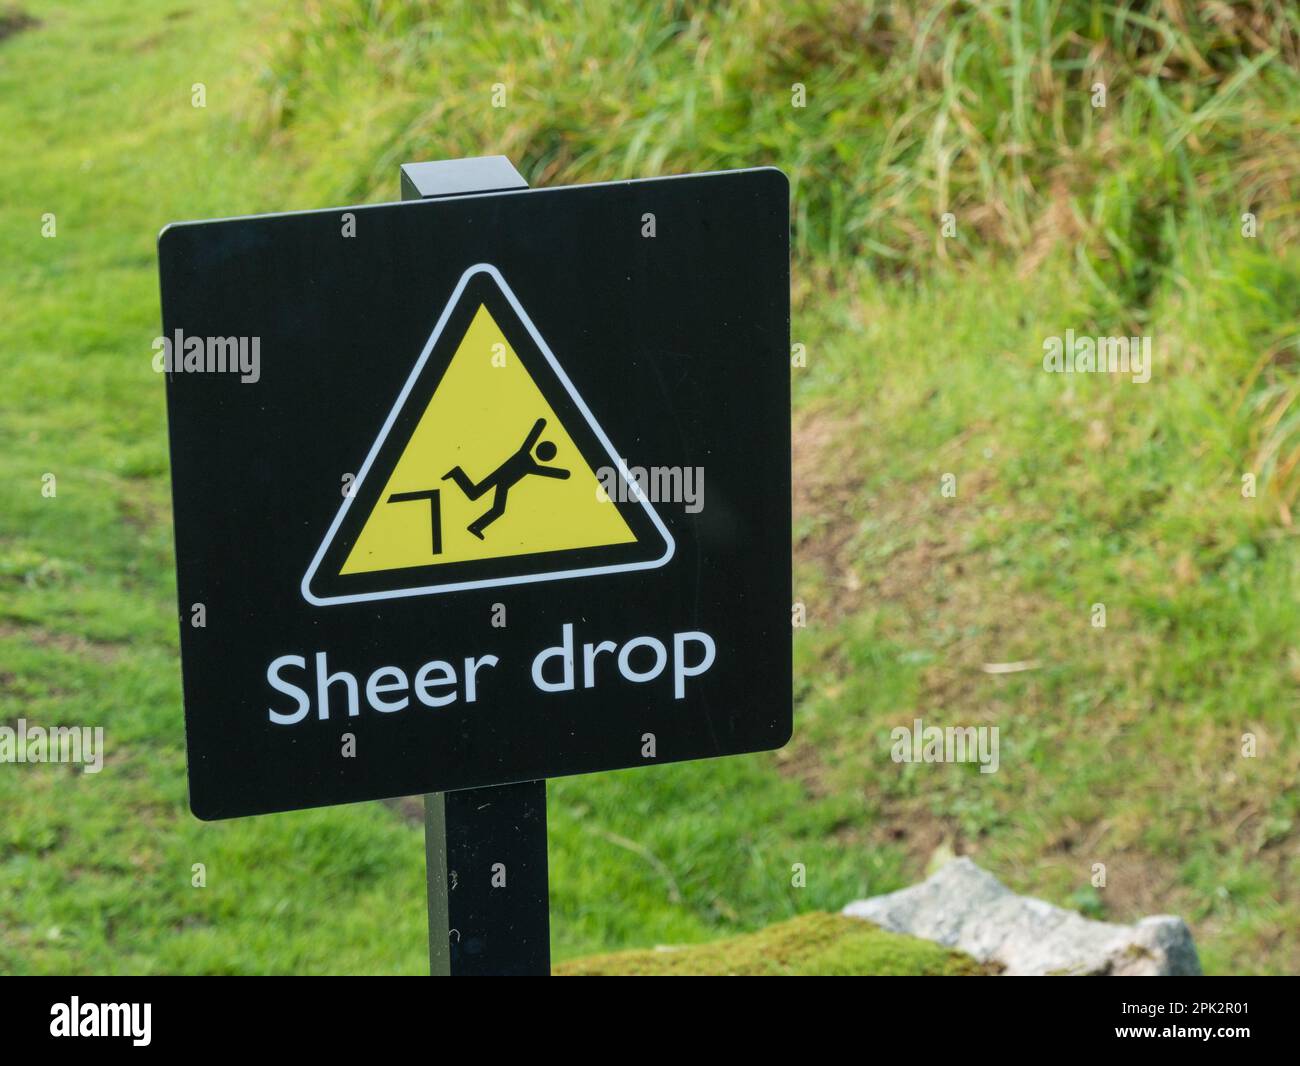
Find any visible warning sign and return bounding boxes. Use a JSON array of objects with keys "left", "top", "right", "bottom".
[
  {"left": 303, "top": 266, "right": 673, "bottom": 604},
  {"left": 159, "top": 167, "right": 791, "bottom": 820}
]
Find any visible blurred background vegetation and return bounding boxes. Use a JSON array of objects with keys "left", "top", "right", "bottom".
[{"left": 0, "top": 0, "right": 1296, "bottom": 974}]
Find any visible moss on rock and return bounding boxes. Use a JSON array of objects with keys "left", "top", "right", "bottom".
[{"left": 555, "top": 913, "right": 990, "bottom": 976}]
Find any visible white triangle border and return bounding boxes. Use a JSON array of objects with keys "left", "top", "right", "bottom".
[{"left": 301, "top": 263, "right": 676, "bottom": 606}]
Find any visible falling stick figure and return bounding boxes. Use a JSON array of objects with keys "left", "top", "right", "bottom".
[{"left": 442, "top": 417, "right": 570, "bottom": 539}]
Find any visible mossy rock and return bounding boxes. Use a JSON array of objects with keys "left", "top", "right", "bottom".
[{"left": 554, "top": 913, "right": 991, "bottom": 976}]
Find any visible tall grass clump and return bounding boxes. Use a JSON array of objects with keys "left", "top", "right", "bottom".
[{"left": 252, "top": 1, "right": 1298, "bottom": 298}]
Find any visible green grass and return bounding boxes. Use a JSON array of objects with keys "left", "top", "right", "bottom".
[{"left": 1, "top": 0, "right": 1297, "bottom": 975}]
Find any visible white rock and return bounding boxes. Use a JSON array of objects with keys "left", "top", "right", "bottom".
[{"left": 842, "top": 858, "right": 1200, "bottom": 976}]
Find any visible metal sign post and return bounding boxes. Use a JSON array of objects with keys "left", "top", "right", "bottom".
[
  {"left": 424, "top": 781, "right": 549, "bottom": 975},
  {"left": 406, "top": 157, "right": 551, "bottom": 977}
]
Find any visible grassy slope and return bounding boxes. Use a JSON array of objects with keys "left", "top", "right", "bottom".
[
  {"left": 792, "top": 260, "right": 1300, "bottom": 977},
  {"left": 0, "top": 0, "right": 1297, "bottom": 975}
]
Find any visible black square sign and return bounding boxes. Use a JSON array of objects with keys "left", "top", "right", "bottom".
[{"left": 158, "top": 167, "right": 791, "bottom": 819}]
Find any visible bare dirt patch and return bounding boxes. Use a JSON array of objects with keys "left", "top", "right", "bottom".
[
  {"left": 797, "top": 405, "right": 1058, "bottom": 671},
  {"left": 792, "top": 405, "right": 869, "bottom": 622},
  {"left": 0, "top": 7, "right": 39, "bottom": 44},
  {"left": 0, "top": 622, "right": 128, "bottom": 664},
  {"left": 383, "top": 795, "right": 425, "bottom": 824}
]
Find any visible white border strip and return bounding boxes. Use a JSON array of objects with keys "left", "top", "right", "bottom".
[{"left": 301, "top": 263, "right": 676, "bottom": 606}]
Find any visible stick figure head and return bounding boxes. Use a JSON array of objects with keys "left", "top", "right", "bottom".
[{"left": 535, "top": 440, "right": 558, "bottom": 462}]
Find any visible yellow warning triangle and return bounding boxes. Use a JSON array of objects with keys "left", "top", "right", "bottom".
[
  {"left": 341, "top": 303, "right": 636, "bottom": 574},
  {"left": 303, "top": 265, "right": 674, "bottom": 605}
]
